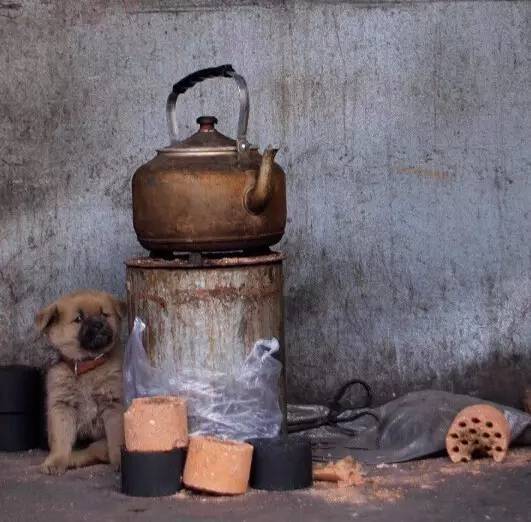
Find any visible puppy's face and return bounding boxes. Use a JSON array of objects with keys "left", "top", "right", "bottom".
[{"left": 36, "top": 290, "right": 126, "bottom": 360}]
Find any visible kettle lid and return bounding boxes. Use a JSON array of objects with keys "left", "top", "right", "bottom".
[{"left": 161, "top": 116, "right": 241, "bottom": 156}]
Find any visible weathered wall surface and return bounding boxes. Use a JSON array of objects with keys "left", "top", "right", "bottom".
[{"left": 1, "top": 1, "right": 529, "bottom": 405}]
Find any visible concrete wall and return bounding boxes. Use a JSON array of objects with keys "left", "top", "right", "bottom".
[{"left": 1, "top": 1, "right": 530, "bottom": 406}]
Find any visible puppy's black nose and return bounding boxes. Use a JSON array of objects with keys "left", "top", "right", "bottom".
[
  {"left": 91, "top": 319, "right": 105, "bottom": 330},
  {"left": 78, "top": 317, "right": 113, "bottom": 352}
]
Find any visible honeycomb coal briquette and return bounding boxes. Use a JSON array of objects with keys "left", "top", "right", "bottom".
[
  {"left": 445, "top": 404, "right": 510, "bottom": 464},
  {"left": 124, "top": 396, "right": 188, "bottom": 452},
  {"left": 183, "top": 436, "right": 253, "bottom": 495}
]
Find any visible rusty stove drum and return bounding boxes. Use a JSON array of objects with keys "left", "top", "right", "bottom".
[{"left": 125, "top": 252, "right": 287, "bottom": 424}]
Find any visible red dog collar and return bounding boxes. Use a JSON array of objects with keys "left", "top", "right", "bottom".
[{"left": 62, "top": 353, "right": 107, "bottom": 377}]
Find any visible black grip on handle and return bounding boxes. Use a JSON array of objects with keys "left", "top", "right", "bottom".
[{"left": 172, "top": 64, "right": 235, "bottom": 96}]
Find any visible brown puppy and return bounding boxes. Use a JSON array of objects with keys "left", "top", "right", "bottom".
[{"left": 35, "top": 290, "right": 126, "bottom": 475}]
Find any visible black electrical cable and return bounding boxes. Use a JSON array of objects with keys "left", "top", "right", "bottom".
[{"left": 287, "top": 379, "right": 379, "bottom": 438}]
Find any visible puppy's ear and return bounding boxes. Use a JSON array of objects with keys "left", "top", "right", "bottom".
[
  {"left": 35, "top": 303, "right": 58, "bottom": 334},
  {"left": 112, "top": 298, "right": 127, "bottom": 320}
]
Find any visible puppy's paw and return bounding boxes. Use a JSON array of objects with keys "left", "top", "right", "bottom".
[{"left": 40, "top": 454, "right": 68, "bottom": 475}]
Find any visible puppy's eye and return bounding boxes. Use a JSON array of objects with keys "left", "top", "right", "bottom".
[
  {"left": 101, "top": 312, "right": 110, "bottom": 318},
  {"left": 73, "top": 314, "right": 82, "bottom": 324}
]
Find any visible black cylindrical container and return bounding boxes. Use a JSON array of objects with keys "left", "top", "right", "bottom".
[
  {"left": 121, "top": 448, "right": 184, "bottom": 497},
  {"left": 0, "top": 365, "right": 43, "bottom": 451},
  {"left": 0, "top": 413, "right": 40, "bottom": 451},
  {"left": 248, "top": 436, "right": 312, "bottom": 491},
  {"left": 0, "top": 365, "right": 41, "bottom": 413}
]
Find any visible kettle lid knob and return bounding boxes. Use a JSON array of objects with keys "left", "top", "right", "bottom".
[{"left": 196, "top": 116, "right": 218, "bottom": 132}]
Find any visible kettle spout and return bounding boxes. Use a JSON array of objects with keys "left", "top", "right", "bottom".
[{"left": 245, "top": 145, "right": 279, "bottom": 214}]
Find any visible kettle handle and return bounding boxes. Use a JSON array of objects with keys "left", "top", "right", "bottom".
[{"left": 166, "top": 64, "right": 250, "bottom": 153}]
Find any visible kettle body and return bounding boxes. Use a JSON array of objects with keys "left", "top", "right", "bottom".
[{"left": 132, "top": 65, "right": 286, "bottom": 254}]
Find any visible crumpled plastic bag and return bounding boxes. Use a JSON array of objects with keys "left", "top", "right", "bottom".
[
  {"left": 291, "top": 390, "right": 531, "bottom": 464},
  {"left": 123, "top": 317, "right": 283, "bottom": 441}
]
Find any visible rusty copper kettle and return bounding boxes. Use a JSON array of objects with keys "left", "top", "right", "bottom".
[{"left": 132, "top": 65, "right": 286, "bottom": 254}]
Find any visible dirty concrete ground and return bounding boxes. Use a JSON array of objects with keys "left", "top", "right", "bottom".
[{"left": 1, "top": 448, "right": 530, "bottom": 522}]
